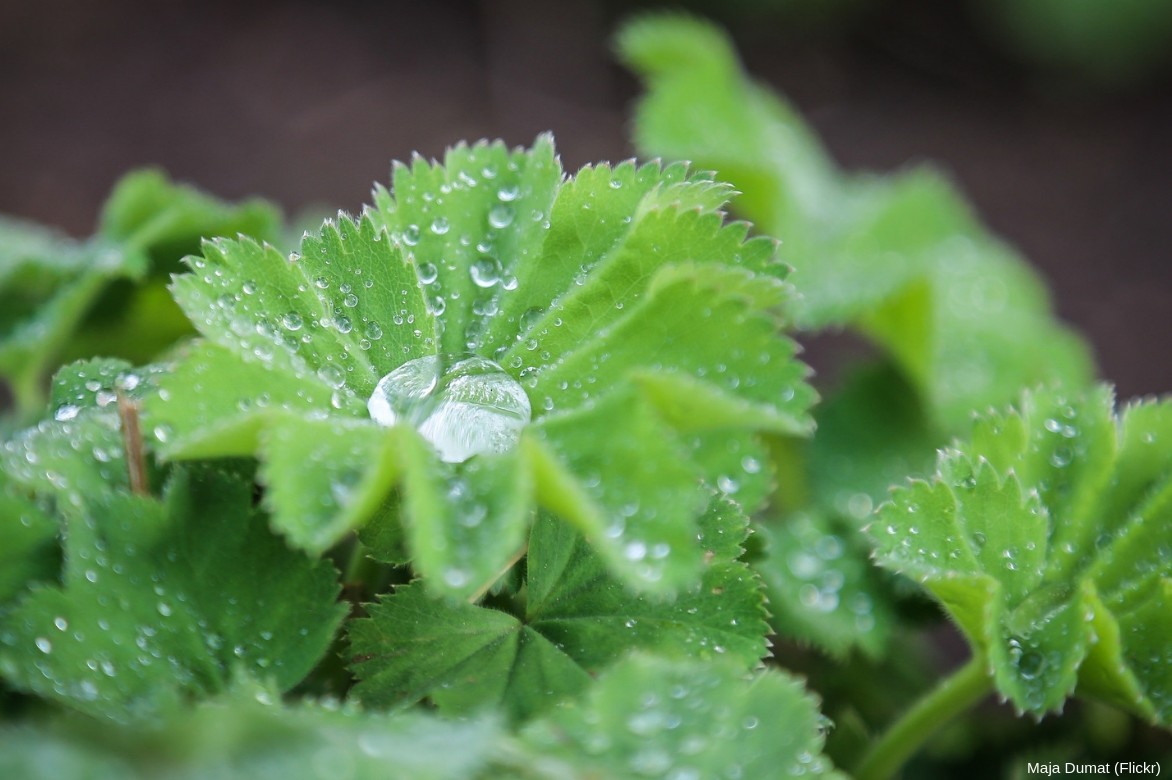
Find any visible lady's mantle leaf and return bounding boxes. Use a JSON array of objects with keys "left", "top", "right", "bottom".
[
  {"left": 871, "top": 385, "right": 1172, "bottom": 722},
  {"left": 0, "top": 683, "right": 501, "bottom": 780},
  {"left": 757, "top": 511, "right": 895, "bottom": 660},
  {"left": 349, "top": 581, "right": 592, "bottom": 723},
  {"left": 0, "top": 478, "right": 58, "bottom": 607},
  {"left": 0, "top": 171, "right": 278, "bottom": 420},
  {"left": 349, "top": 497, "right": 769, "bottom": 721},
  {"left": 391, "top": 429, "right": 533, "bottom": 595},
  {"left": 0, "top": 466, "right": 344, "bottom": 721},
  {"left": 169, "top": 214, "right": 433, "bottom": 408},
  {"left": 618, "top": 14, "right": 1091, "bottom": 431},
  {"left": 1, "top": 358, "right": 161, "bottom": 505},
  {"left": 145, "top": 135, "right": 813, "bottom": 598},
  {"left": 518, "top": 654, "right": 845, "bottom": 780},
  {"left": 751, "top": 363, "right": 934, "bottom": 660},
  {"left": 0, "top": 216, "right": 145, "bottom": 417}
]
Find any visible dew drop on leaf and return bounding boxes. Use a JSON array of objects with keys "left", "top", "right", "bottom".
[
  {"left": 367, "top": 355, "right": 531, "bottom": 462},
  {"left": 1018, "top": 650, "right": 1046, "bottom": 680},
  {"left": 470, "top": 256, "right": 501, "bottom": 287},
  {"left": 488, "top": 204, "right": 514, "bottom": 229},
  {"left": 418, "top": 262, "right": 439, "bottom": 284}
]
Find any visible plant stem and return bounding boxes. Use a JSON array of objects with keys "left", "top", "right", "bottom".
[
  {"left": 852, "top": 656, "right": 992, "bottom": 780},
  {"left": 116, "top": 392, "right": 150, "bottom": 495},
  {"left": 343, "top": 539, "right": 381, "bottom": 594}
]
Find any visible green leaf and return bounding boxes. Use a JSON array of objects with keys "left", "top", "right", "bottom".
[
  {"left": 0, "top": 358, "right": 171, "bottom": 517},
  {"left": 395, "top": 430, "right": 533, "bottom": 599},
  {"left": 616, "top": 15, "right": 837, "bottom": 236},
  {"left": 145, "top": 135, "right": 813, "bottom": 597},
  {"left": 349, "top": 582, "right": 591, "bottom": 723},
  {"left": 0, "top": 466, "right": 344, "bottom": 721},
  {"left": 518, "top": 653, "right": 845, "bottom": 780},
  {"left": 0, "top": 683, "right": 501, "bottom": 780},
  {"left": 76, "top": 169, "right": 281, "bottom": 371},
  {"left": 98, "top": 169, "right": 279, "bottom": 267},
  {"left": 350, "top": 498, "right": 769, "bottom": 721},
  {"left": 683, "top": 429, "right": 775, "bottom": 514},
  {"left": 372, "top": 136, "right": 562, "bottom": 358},
  {"left": 0, "top": 171, "right": 279, "bottom": 420},
  {"left": 756, "top": 511, "right": 895, "bottom": 659},
  {"left": 619, "top": 14, "right": 1093, "bottom": 431},
  {"left": 259, "top": 415, "right": 403, "bottom": 555},
  {"left": 169, "top": 217, "right": 433, "bottom": 406},
  {"left": 531, "top": 262, "right": 813, "bottom": 434},
  {"left": 148, "top": 341, "right": 343, "bottom": 459},
  {"left": 0, "top": 216, "right": 145, "bottom": 417},
  {"left": 871, "top": 385, "right": 1172, "bottom": 722},
  {"left": 803, "top": 362, "right": 939, "bottom": 519},
  {"left": 525, "top": 389, "right": 707, "bottom": 592},
  {"left": 0, "top": 479, "right": 58, "bottom": 606},
  {"left": 525, "top": 503, "right": 769, "bottom": 668},
  {"left": 0, "top": 406, "right": 133, "bottom": 504}
]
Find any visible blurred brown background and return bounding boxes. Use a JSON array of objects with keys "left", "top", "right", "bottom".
[{"left": 1, "top": 0, "right": 1170, "bottom": 398}]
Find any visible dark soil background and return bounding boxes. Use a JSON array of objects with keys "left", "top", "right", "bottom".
[{"left": 1, "top": 0, "right": 1170, "bottom": 398}]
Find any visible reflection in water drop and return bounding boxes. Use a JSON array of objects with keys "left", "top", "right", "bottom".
[{"left": 367, "top": 355, "right": 531, "bottom": 463}]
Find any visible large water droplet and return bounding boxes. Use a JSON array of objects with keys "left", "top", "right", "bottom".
[{"left": 367, "top": 355, "right": 531, "bottom": 463}]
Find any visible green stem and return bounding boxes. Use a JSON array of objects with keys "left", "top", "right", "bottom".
[
  {"left": 852, "top": 656, "right": 992, "bottom": 780},
  {"left": 343, "top": 539, "right": 382, "bottom": 592}
]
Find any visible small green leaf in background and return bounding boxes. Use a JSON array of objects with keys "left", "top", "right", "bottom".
[
  {"left": 0, "top": 171, "right": 279, "bottom": 421},
  {"left": 0, "top": 216, "right": 144, "bottom": 418},
  {"left": 757, "top": 511, "right": 896, "bottom": 660},
  {"left": 517, "top": 653, "right": 845, "bottom": 779},
  {"left": 871, "top": 385, "right": 1172, "bottom": 722},
  {"left": 144, "top": 135, "right": 814, "bottom": 598},
  {"left": 0, "top": 466, "right": 344, "bottom": 721}
]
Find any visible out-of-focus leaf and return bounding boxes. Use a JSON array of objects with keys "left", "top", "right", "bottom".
[
  {"left": 618, "top": 14, "right": 1093, "bottom": 431},
  {"left": 517, "top": 653, "right": 846, "bottom": 779}
]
